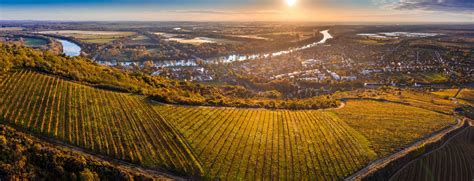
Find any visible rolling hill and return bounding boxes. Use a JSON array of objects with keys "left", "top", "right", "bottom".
[{"left": 0, "top": 69, "right": 458, "bottom": 179}]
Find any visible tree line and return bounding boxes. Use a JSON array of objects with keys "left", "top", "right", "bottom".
[{"left": 0, "top": 43, "right": 339, "bottom": 110}]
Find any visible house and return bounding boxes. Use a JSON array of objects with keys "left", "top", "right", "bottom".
[
  {"left": 364, "top": 83, "right": 384, "bottom": 89},
  {"left": 301, "top": 59, "right": 321, "bottom": 67},
  {"left": 330, "top": 72, "right": 340, "bottom": 80},
  {"left": 341, "top": 76, "right": 357, "bottom": 81},
  {"left": 361, "top": 69, "right": 383, "bottom": 75}
]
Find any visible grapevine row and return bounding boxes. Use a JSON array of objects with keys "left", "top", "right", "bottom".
[
  {"left": 153, "top": 105, "right": 376, "bottom": 180},
  {"left": 0, "top": 71, "right": 204, "bottom": 176}
]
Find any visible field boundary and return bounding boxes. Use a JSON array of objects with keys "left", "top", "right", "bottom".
[
  {"left": 149, "top": 98, "right": 344, "bottom": 111},
  {"left": 345, "top": 118, "right": 468, "bottom": 181},
  {"left": 340, "top": 97, "right": 452, "bottom": 115}
]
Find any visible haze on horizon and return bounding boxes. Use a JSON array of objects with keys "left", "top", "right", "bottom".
[{"left": 0, "top": 0, "right": 473, "bottom": 22}]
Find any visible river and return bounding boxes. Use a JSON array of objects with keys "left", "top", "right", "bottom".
[
  {"left": 57, "top": 39, "right": 81, "bottom": 57},
  {"left": 205, "top": 29, "right": 333, "bottom": 64},
  {"left": 99, "top": 30, "right": 333, "bottom": 67}
]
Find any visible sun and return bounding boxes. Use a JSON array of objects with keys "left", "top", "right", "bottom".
[{"left": 285, "top": 0, "right": 297, "bottom": 7}]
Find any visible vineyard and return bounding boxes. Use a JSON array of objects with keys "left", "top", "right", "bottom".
[
  {"left": 154, "top": 105, "right": 377, "bottom": 180},
  {"left": 0, "top": 71, "right": 204, "bottom": 176},
  {"left": 390, "top": 125, "right": 474, "bottom": 181},
  {"left": 432, "top": 88, "right": 474, "bottom": 105},
  {"left": 333, "top": 89, "right": 460, "bottom": 114},
  {"left": 0, "top": 73, "right": 5, "bottom": 85},
  {"left": 0, "top": 70, "right": 459, "bottom": 180},
  {"left": 330, "top": 100, "right": 455, "bottom": 156}
]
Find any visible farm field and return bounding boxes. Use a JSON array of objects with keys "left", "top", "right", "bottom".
[
  {"left": 390, "top": 124, "right": 474, "bottom": 181},
  {"left": 23, "top": 37, "right": 49, "bottom": 47},
  {"left": 0, "top": 124, "right": 171, "bottom": 180},
  {"left": 0, "top": 71, "right": 203, "bottom": 176},
  {"left": 0, "top": 27, "right": 24, "bottom": 31},
  {"left": 334, "top": 89, "right": 459, "bottom": 114},
  {"left": 0, "top": 70, "right": 459, "bottom": 180},
  {"left": 153, "top": 100, "right": 455, "bottom": 179},
  {"left": 154, "top": 105, "right": 376, "bottom": 180},
  {"left": 38, "top": 30, "right": 135, "bottom": 44},
  {"left": 432, "top": 88, "right": 474, "bottom": 105},
  {"left": 330, "top": 100, "right": 455, "bottom": 157}
]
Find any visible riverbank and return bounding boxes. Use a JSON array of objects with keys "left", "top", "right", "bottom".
[{"left": 136, "top": 29, "right": 333, "bottom": 68}]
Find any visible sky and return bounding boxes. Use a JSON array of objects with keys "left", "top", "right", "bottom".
[{"left": 0, "top": 0, "right": 472, "bottom": 22}]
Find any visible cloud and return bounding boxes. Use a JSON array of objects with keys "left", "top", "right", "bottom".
[{"left": 377, "top": 0, "right": 474, "bottom": 13}]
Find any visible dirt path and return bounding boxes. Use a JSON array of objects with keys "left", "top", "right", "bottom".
[{"left": 345, "top": 118, "right": 467, "bottom": 181}]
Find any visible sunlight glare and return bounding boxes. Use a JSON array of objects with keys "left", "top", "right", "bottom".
[{"left": 285, "top": 0, "right": 297, "bottom": 7}]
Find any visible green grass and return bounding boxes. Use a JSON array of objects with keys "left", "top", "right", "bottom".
[
  {"left": 23, "top": 37, "right": 48, "bottom": 47},
  {"left": 38, "top": 30, "right": 135, "bottom": 44}
]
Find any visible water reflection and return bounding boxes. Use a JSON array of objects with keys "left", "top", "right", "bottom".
[{"left": 57, "top": 39, "right": 81, "bottom": 57}]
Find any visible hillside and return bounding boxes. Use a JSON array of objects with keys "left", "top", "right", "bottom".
[
  {"left": 390, "top": 123, "right": 473, "bottom": 181},
  {"left": 0, "top": 45, "right": 466, "bottom": 179},
  {"left": 0, "top": 124, "right": 170, "bottom": 180},
  {"left": 330, "top": 100, "right": 455, "bottom": 156},
  {"left": 433, "top": 88, "right": 474, "bottom": 106},
  {"left": 0, "top": 69, "right": 459, "bottom": 179},
  {"left": 0, "top": 43, "right": 338, "bottom": 110},
  {"left": 155, "top": 105, "right": 376, "bottom": 179},
  {"left": 0, "top": 71, "right": 204, "bottom": 176}
]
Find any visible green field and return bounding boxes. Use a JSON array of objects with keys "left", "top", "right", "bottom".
[
  {"left": 38, "top": 30, "right": 135, "bottom": 44},
  {"left": 0, "top": 71, "right": 457, "bottom": 179},
  {"left": 23, "top": 37, "right": 48, "bottom": 47}
]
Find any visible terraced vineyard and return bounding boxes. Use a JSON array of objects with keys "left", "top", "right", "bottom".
[
  {"left": 390, "top": 125, "right": 474, "bottom": 181},
  {"left": 154, "top": 105, "right": 376, "bottom": 180},
  {"left": 0, "top": 71, "right": 204, "bottom": 176}
]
